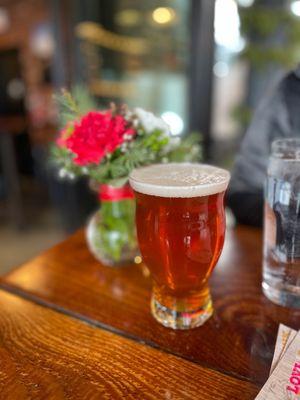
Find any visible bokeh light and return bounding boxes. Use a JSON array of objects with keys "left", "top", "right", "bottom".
[
  {"left": 214, "top": 0, "right": 244, "bottom": 52},
  {"left": 291, "top": 1, "right": 300, "bottom": 16},
  {"left": 152, "top": 7, "right": 175, "bottom": 25},
  {"left": 237, "top": 0, "right": 255, "bottom": 7},
  {"left": 213, "top": 61, "right": 229, "bottom": 78},
  {"left": 115, "top": 9, "right": 141, "bottom": 27}
]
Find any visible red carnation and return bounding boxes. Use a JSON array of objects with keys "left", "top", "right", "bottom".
[{"left": 64, "top": 111, "right": 135, "bottom": 166}]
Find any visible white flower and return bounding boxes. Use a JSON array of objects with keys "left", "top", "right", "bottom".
[
  {"left": 120, "top": 143, "right": 128, "bottom": 153},
  {"left": 123, "top": 133, "right": 132, "bottom": 141},
  {"left": 134, "top": 107, "right": 170, "bottom": 136},
  {"left": 58, "top": 168, "right": 75, "bottom": 180},
  {"left": 59, "top": 168, "right": 67, "bottom": 179}
]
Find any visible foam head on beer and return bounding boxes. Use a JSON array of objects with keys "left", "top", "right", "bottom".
[{"left": 129, "top": 163, "right": 230, "bottom": 197}]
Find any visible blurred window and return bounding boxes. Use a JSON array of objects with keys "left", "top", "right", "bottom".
[
  {"left": 212, "top": 0, "right": 300, "bottom": 146},
  {"left": 76, "top": 0, "right": 190, "bottom": 137},
  {"left": 211, "top": 0, "right": 248, "bottom": 141}
]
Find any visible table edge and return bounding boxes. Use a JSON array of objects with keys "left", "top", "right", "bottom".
[{"left": 0, "top": 279, "right": 263, "bottom": 388}]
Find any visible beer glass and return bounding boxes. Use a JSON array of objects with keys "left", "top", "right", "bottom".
[
  {"left": 263, "top": 138, "right": 300, "bottom": 308},
  {"left": 129, "top": 163, "right": 230, "bottom": 329}
]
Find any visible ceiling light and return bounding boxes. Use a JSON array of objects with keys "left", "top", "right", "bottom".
[{"left": 152, "top": 7, "right": 175, "bottom": 25}]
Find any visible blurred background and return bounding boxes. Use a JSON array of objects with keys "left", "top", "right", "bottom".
[{"left": 0, "top": 0, "right": 299, "bottom": 273}]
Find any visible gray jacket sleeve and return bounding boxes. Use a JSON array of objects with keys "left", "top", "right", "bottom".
[{"left": 229, "top": 80, "right": 291, "bottom": 195}]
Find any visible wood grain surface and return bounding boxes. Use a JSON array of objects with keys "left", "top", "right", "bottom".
[
  {"left": 1, "top": 226, "right": 300, "bottom": 385},
  {"left": 0, "top": 289, "right": 259, "bottom": 400}
]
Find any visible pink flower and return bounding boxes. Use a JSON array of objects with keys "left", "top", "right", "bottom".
[{"left": 62, "top": 111, "right": 135, "bottom": 165}]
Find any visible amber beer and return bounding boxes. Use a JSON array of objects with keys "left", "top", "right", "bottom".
[{"left": 129, "top": 163, "right": 230, "bottom": 329}]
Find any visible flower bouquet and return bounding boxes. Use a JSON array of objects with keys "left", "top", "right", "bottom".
[{"left": 52, "top": 89, "right": 200, "bottom": 266}]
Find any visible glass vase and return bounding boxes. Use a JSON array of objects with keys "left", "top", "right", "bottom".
[{"left": 86, "top": 184, "right": 139, "bottom": 267}]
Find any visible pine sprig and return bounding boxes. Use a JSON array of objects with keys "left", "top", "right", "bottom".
[{"left": 55, "top": 86, "right": 97, "bottom": 126}]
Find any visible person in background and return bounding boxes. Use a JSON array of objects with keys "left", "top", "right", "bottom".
[{"left": 227, "top": 66, "right": 300, "bottom": 227}]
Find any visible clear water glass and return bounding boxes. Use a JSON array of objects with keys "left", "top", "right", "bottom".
[{"left": 263, "top": 138, "right": 300, "bottom": 307}]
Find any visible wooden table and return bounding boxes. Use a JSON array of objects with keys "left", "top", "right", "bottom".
[{"left": 0, "top": 226, "right": 299, "bottom": 399}]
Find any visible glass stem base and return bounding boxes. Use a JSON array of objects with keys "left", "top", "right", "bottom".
[{"left": 151, "top": 287, "right": 213, "bottom": 330}]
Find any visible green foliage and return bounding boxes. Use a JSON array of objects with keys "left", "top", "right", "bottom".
[
  {"left": 167, "top": 133, "right": 202, "bottom": 163},
  {"left": 86, "top": 133, "right": 201, "bottom": 186},
  {"left": 87, "top": 131, "right": 170, "bottom": 186},
  {"left": 50, "top": 143, "right": 81, "bottom": 177},
  {"left": 239, "top": 6, "right": 300, "bottom": 68},
  {"left": 233, "top": 4, "right": 300, "bottom": 127},
  {"left": 72, "top": 85, "right": 98, "bottom": 114},
  {"left": 231, "top": 105, "right": 252, "bottom": 128}
]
